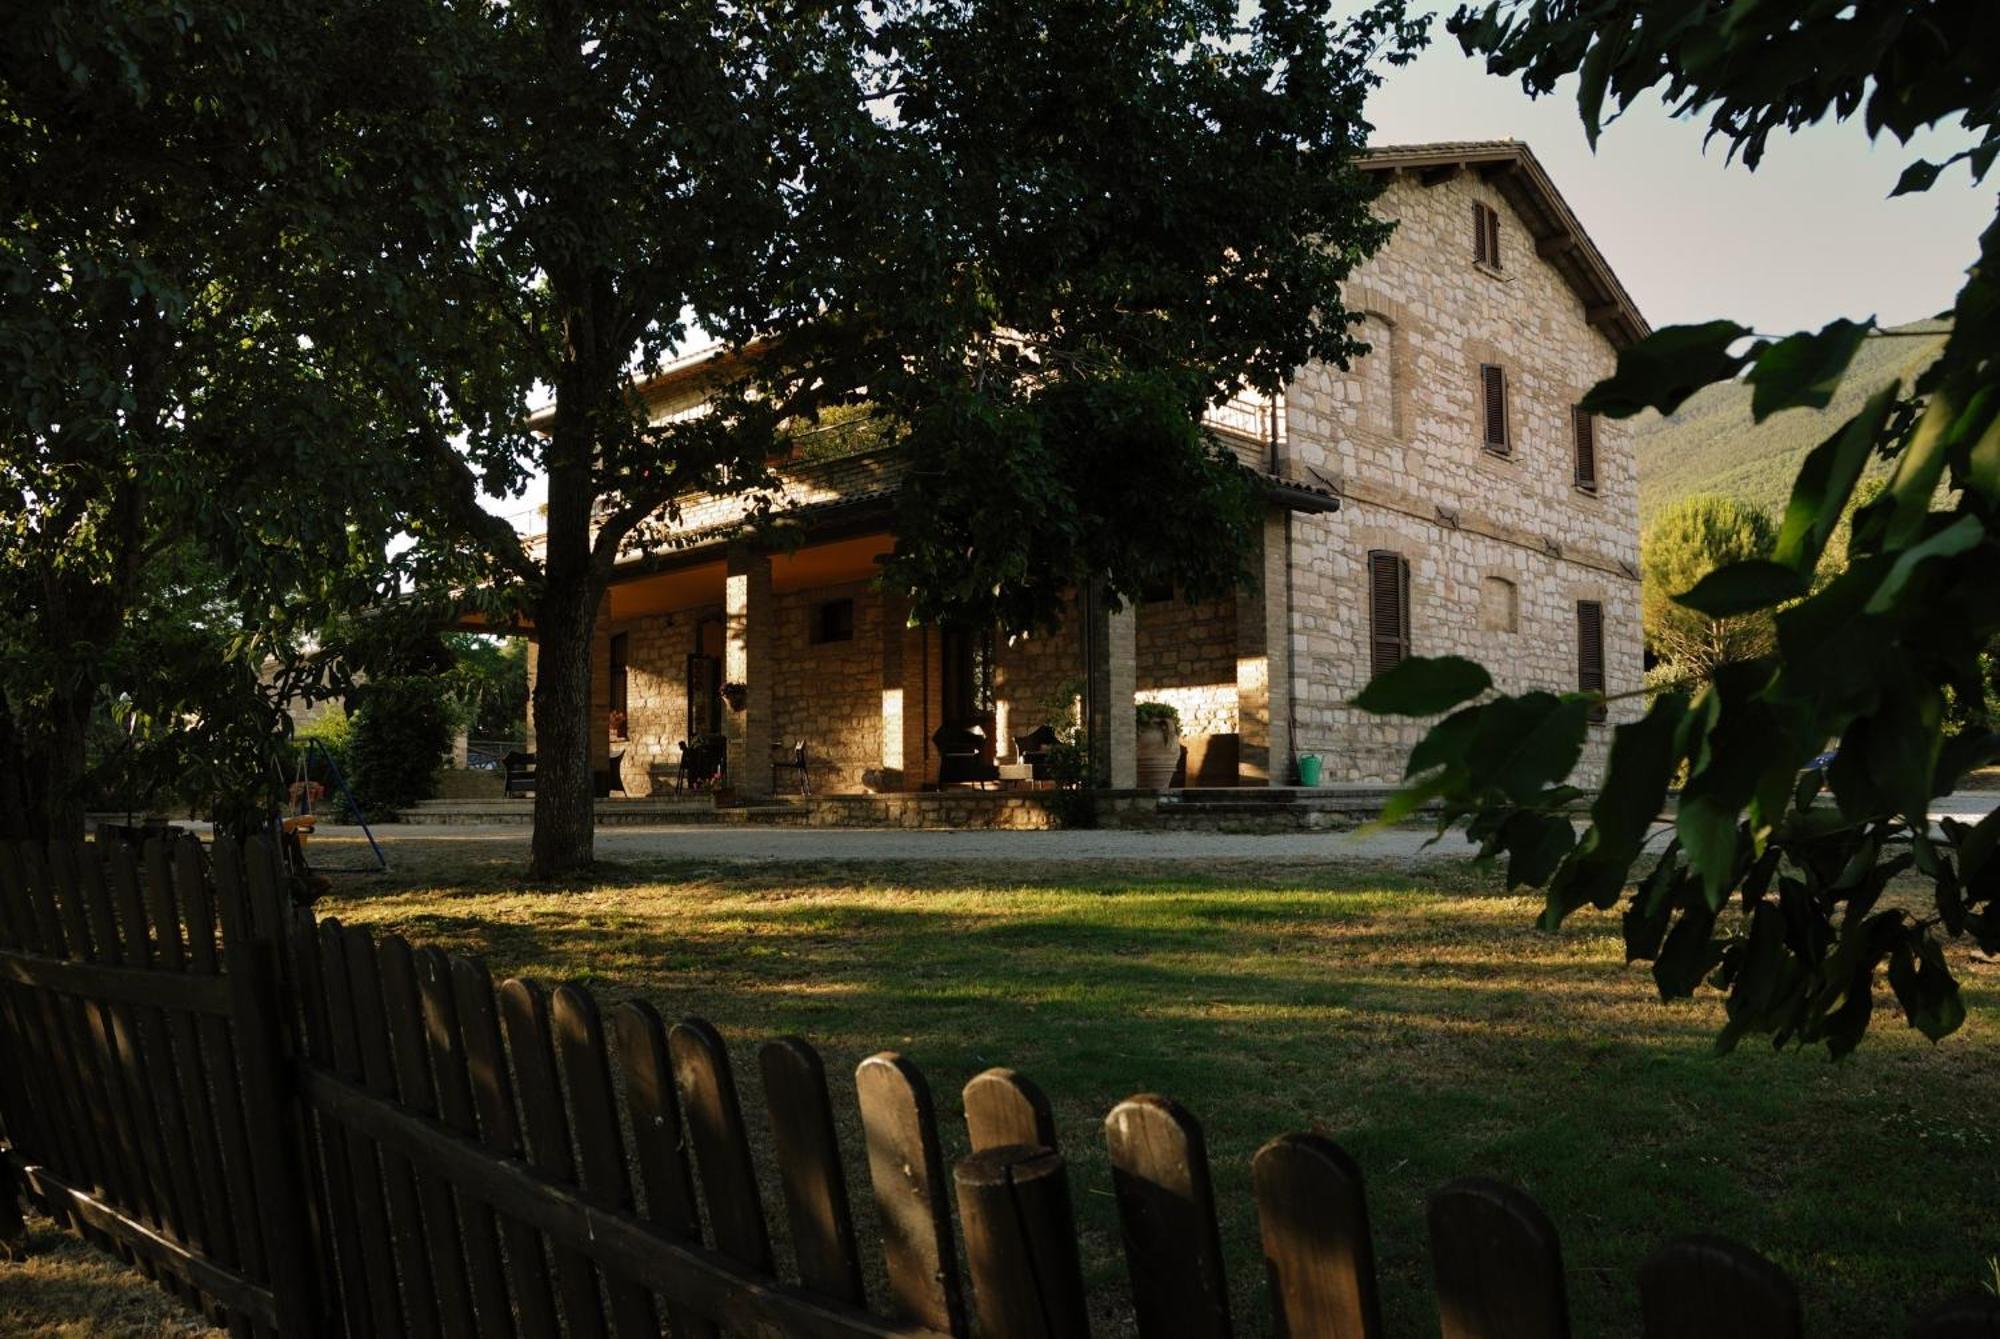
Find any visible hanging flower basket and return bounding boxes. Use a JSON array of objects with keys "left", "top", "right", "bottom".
[{"left": 721, "top": 682, "right": 748, "bottom": 712}]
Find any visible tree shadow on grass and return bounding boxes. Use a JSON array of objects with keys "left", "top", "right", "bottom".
[{"left": 317, "top": 865, "right": 2000, "bottom": 1339}]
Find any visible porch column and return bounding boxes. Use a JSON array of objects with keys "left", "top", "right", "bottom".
[
  {"left": 897, "top": 621, "right": 940, "bottom": 790},
  {"left": 725, "top": 544, "right": 774, "bottom": 798},
  {"left": 1237, "top": 509, "right": 1292, "bottom": 785},
  {"left": 878, "top": 592, "right": 907, "bottom": 791},
  {"left": 1085, "top": 582, "right": 1137, "bottom": 789}
]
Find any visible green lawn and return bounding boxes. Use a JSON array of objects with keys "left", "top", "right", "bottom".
[{"left": 314, "top": 852, "right": 2000, "bottom": 1338}]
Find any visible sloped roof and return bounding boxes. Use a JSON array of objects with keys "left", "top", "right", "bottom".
[
  {"left": 579, "top": 138, "right": 1648, "bottom": 418},
  {"left": 1360, "top": 140, "right": 1650, "bottom": 349}
]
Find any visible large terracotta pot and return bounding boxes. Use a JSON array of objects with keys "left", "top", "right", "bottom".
[{"left": 1135, "top": 723, "right": 1181, "bottom": 790}]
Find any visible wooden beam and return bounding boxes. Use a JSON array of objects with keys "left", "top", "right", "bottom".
[
  {"left": 1584, "top": 302, "right": 1624, "bottom": 328},
  {"left": 9, "top": 1156, "right": 280, "bottom": 1326},
  {"left": 0, "top": 948, "right": 233, "bottom": 1016},
  {"left": 302, "top": 1066, "right": 952, "bottom": 1339},
  {"left": 1416, "top": 163, "right": 1462, "bottom": 187},
  {"left": 1536, "top": 233, "right": 1578, "bottom": 259}
]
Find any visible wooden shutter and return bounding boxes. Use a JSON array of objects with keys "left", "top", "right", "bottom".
[
  {"left": 1573, "top": 408, "right": 1598, "bottom": 490},
  {"left": 1486, "top": 204, "right": 1501, "bottom": 269},
  {"left": 1368, "top": 551, "right": 1410, "bottom": 677},
  {"left": 1577, "top": 600, "right": 1607, "bottom": 720},
  {"left": 1481, "top": 364, "right": 1509, "bottom": 453},
  {"left": 1473, "top": 201, "right": 1490, "bottom": 265}
]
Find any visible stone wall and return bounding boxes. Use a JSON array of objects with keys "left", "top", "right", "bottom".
[
  {"left": 1134, "top": 595, "right": 1238, "bottom": 738},
  {"left": 1281, "top": 169, "right": 1644, "bottom": 784},
  {"left": 616, "top": 605, "right": 722, "bottom": 795},
  {"left": 770, "top": 580, "right": 884, "bottom": 793},
  {"left": 992, "top": 607, "right": 1085, "bottom": 750}
]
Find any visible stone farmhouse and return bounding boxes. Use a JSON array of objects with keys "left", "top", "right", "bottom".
[{"left": 519, "top": 140, "right": 1647, "bottom": 803}]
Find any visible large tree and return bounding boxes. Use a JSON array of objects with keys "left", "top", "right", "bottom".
[
  {"left": 0, "top": 1, "right": 473, "bottom": 837},
  {"left": 429, "top": 0, "right": 1428, "bottom": 877},
  {"left": 1360, "top": 0, "right": 2000, "bottom": 1054},
  {"left": 1640, "top": 495, "right": 1778, "bottom": 693}
]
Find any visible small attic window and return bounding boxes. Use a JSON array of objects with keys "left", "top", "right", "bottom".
[{"left": 1473, "top": 201, "right": 1502, "bottom": 269}]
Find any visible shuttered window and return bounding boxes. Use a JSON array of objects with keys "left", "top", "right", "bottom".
[
  {"left": 1577, "top": 600, "right": 1607, "bottom": 721},
  {"left": 1368, "top": 551, "right": 1411, "bottom": 677},
  {"left": 1480, "top": 364, "right": 1510, "bottom": 454},
  {"left": 1474, "top": 201, "right": 1501, "bottom": 268},
  {"left": 1573, "top": 407, "right": 1598, "bottom": 491}
]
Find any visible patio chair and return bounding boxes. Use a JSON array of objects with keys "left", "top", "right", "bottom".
[
  {"left": 1014, "top": 724, "right": 1062, "bottom": 785},
  {"left": 677, "top": 736, "right": 728, "bottom": 791},
  {"left": 772, "top": 740, "right": 812, "bottom": 796},
  {"left": 502, "top": 751, "right": 536, "bottom": 796},
  {"left": 933, "top": 723, "right": 998, "bottom": 788}
]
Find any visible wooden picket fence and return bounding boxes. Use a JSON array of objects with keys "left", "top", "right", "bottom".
[{"left": 0, "top": 835, "right": 1994, "bottom": 1339}]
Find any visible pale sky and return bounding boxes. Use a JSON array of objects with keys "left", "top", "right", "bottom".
[{"left": 1365, "top": 29, "right": 1991, "bottom": 335}]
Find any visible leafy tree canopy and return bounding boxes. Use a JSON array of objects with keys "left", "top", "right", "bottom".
[
  {"left": 1360, "top": 0, "right": 2000, "bottom": 1055},
  {"left": 403, "top": 0, "right": 1429, "bottom": 875},
  {"left": 1640, "top": 495, "right": 1777, "bottom": 693},
  {"left": 0, "top": 0, "right": 480, "bottom": 837}
]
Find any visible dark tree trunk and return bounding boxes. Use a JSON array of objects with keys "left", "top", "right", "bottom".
[
  {"left": 528, "top": 577, "right": 600, "bottom": 878},
  {"left": 42, "top": 675, "right": 95, "bottom": 842},
  {"left": 0, "top": 687, "right": 32, "bottom": 841}
]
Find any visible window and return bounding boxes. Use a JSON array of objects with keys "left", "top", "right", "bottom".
[
  {"left": 1368, "top": 551, "right": 1411, "bottom": 677},
  {"left": 1480, "top": 576, "right": 1519, "bottom": 633},
  {"left": 1577, "top": 600, "right": 1607, "bottom": 722},
  {"left": 608, "top": 632, "right": 629, "bottom": 738},
  {"left": 1573, "top": 407, "right": 1599, "bottom": 492},
  {"left": 1358, "top": 312, "right": 1398, "bottom": 437},
  {"left": 812, "top": 597, "right": 855, "bottom": 644},
  {"left": 1480, "top": 364, "right": 1510, "bottom": 455},
  {"left": 1473, "top": 201, "right": 1502, "bottom": 269}
]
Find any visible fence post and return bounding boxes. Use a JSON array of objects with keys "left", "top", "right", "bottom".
[
  {"left": 1105, "top": 1094, "right": 1234, "bottom": 1339},
  {"left": 215, "top": 837, "right": 326, "bottom": 1337},
  {"left": 954, "top": 1143, "right": 1090, "bottom": 1339},
  {"left": 1252, "top": 1133, "right": 1383, "bottom": 1339},
  {"left": 1637, "top": 1235, "right": 1801, "bottom": 1339},
  {"left": 964, "top": 1068, "right": 1058, "bottom": 1155},
  {"left": 1909, "top": 1293, "right": 2000, "bottom": 1337},
  {"left": 1427, "top": 1178, "right": 1570, "bottom": 1339}
]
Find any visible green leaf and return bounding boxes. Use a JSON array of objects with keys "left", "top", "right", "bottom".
[
  {"left": 1672, "top": 559, "right": 1806, "bottom": 618},
  {"left": 1579, "top": 321, "right": 1755, "bottom": 418},
  {"left": 1677, "top": 794, "right": 1742, "bottom": 910},
  {"left": 1863, "top": 513, "right": 1984, "bottom": 614},
  {"left": 1771, "top": 383, "right": 1898, "bottom": 574},
  {"left": 1474, "top": 693, "right": 1594, "bottom": 805},
  {"left": 1745, "top": 318, "right": 1873, "bottom": 422},
  {"left": 1892, "top": 159, "right": 1943, "bottom": 196},
  {"left": 1653, "top": 906, "right": 1720, "bottom": 999},
  {"left": 1887, "top": 933, "right": 1966, "bottom": 1041},
  {"left": 1351, "top": 655, "right": 1492, "bottom": 717},
  {"left": 1405, "top": 705, "right": 1483, "bottom": 777},
  {"left": 1502, "top": 811, "right": 1576, "bottom": 889}
]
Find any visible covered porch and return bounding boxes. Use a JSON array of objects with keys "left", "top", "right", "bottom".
[{"left": 536, "top": 511, "right": 1300, "bottom": 800}]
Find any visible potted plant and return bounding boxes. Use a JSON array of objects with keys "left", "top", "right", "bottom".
[{"left": 1134, "top": 701, "right": 1182, "bottom": 790}]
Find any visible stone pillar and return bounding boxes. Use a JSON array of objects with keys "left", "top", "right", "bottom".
[
  {"left": 1237, "top": 509, "right": 1292, "bottom": 786},
  {"left": 1085, "top": 582, "right": 1137, "bottom": 789},
  {"left": 725, "top": 544, "right": 774, "bottom": 798},
  {"left": 879, "top": 592, "right": 907, "bottom": 791},
  {"left": 899, "top": 621, "right": 940, "bottom": 789}
]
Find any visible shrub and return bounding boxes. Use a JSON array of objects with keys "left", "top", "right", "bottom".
[{"left": 347, "top": 678, "right": 452, "bottom": 818}]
